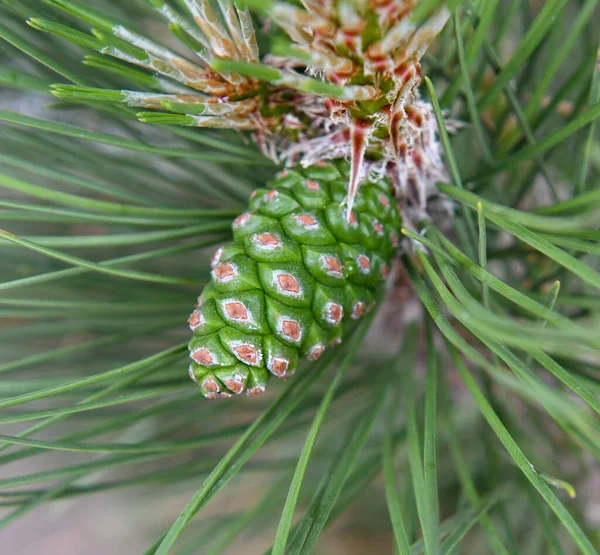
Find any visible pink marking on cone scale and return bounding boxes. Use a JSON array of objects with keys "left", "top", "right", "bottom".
[
  {"left": 188, "top": 365, "right": 199, "bottom": 384},
  {"left": 192, "top": 348, "right": 214, "bottom": 366},
  {"left": 327, "top": 303, "right": 343, "bottom": 325},
  {"left": 233, "top": 344, "right": 258, "bottom": 365},
  {"left": 265, "top": 190, "right": 278, "bottom": 200},
  {"left": 277, "top": 273, "right": 300, "bottom": 294},
  {"left": 224, "top": 378, "right": 244, "bottom": 394},
  {"left": 247, "top": 385, "right": 265, "bottom": 397},
  {"left": 307, "top": 344, "right": 325, "bottom": 361},
  {"left": 347, "top": 210, "right": 358, "bottom": 225},
  {"left": 255, "top": 232, "right": 281, "bottom": 247},
  {"left": 201, "top": 376, "right": 231, "bottom": 399},
  {"left": 211, "top": 247, "right": 224, "bottom": 268},
  {"left": 188, "top": 310, "right": 202, "bottom": 330},
  {"left": 202, "top": 377, "right": 219, "bottom": 393},
  {"left": 379, "top": 195, "right": 390, "bottom": 208},
  {"left": 280, "top": 319, "right": 301, "bottom": 342},
  {"left": 269, "top": 356, "right": 290, "bottom": 377},
  {"left": 357, "top": 254, "right": 371, "bottom": 273},
  {"left": 295, "top": 214, "right": 318, "bottom": 228},
  {"left": 305, "top": 180, "right": 320, "bottom": 191},
  {"left": 213, "top": 262, "right": 235, "bottom": 281},
  {"left": 232, "top": 212, "right": 251, "bottom": 228},
  {"left": 323, "top": 255, "right": 344, "bottom": 276},
  {"left": 224, "top": 301, "right": 249, "bottom": 321},
  {"left": 373, "top": 220, "right": 384, "bottom": 236},
  {"left": 352, "top": 301, "right": 366, "bottom": 320}
]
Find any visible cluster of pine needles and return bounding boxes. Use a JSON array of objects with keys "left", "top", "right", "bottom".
[{"left": 1, "top": 1, "right": 599, "bottom": 553}]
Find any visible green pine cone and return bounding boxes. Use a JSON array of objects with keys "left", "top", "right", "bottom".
[{"left": 187, "top": 162, "right": 402, "bottom": 399}]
